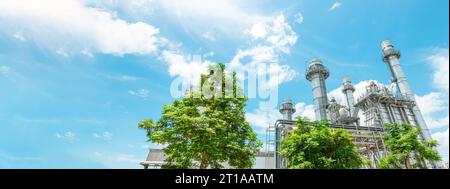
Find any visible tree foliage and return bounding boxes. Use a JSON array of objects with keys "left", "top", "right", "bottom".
[
  {"left": 138, "top": 63, "right": 261, "bottom": 169},
  {"left": 378, "top": 123, "right": 441, "bottom": 169},
  {"left": 279, "top": 117, "right": 363, "bottom": 169}
]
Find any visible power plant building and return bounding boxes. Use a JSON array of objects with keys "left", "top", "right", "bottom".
[
  {"left": 141, "top": 40, "right": 441, "bottom": 169},
  {"left": 267, "top": 40, "right": 439, "bottom": 169}
]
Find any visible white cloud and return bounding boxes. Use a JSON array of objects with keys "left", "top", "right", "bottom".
[
  {"left": 267, "top": 64, "right": 298, "bottom": 88},
  {"left": 245, "top": 14, "right": 298, "bottom": 54},
  {"left": 12, "top": 31, "right": 26, "bottom": 41},
  {"left": 293, "top": 102, "right": 315, "bottom": 120},
  {"left": 415, "top": 89, "right": 448, "bottom": 131},
  {"left": 0, "top": 0, "right": 160, "bottom": 56},
  {"left": 294, "top": 12, "right": 304, "bottom": 24},
  {"left": 56, "top": 48, "right": 70, "bottom": 58},
  {"left": 246, "top": 107, "right": 282, "bottom": 134},
  {"left": 328, "top": 80, "right": 384, "bottom": 106},
  {"left": 231, "top": 46, "right": 278, "bottom": 65},
  {"left": 266, "top": 15, "right": 298, "bottom": 54},
  {"left": 419, "top": 48, "right": 448, "bottom": 161},
  {"left": 159, "top": 14, "right": 298, "bottom": 93},
  {"left": 426, "top": 48, "right": 449, "bottom": 91},
  {"left": 329, "top": 2, "right": 342, "bottom": 11},
  {"left": 229, "top": 45, "right": 297, "bottom": 90},
  {"left": 432, "top": 128, "right": 449, "bottom": 161},
  {"left": 160, "top": 50, "right": 213, "bottom": 85},
  {"left": 202, "top": 31, "right": 216, "bottom": 41},
  {"left": 247, "top": 23, "right": 268, "bottom": 39},
  {"left": 55, "top": 131, "right": 76, "bottom": 142},
  {"left": 228, "top": 15, "right": 298, "bottom": 89},
  {"left": 415, "top": 92, "right": 447, "bottom": 116},
  {"left": 81, "top": 48, "right": 94, "bottom": 58},
  {"left": 415, "top": 49, "right": 449, "bottom": 130},
  {"left": 129, "top": 89, "right": 150, "bottom": 98},
  {"left": 158, "top": 0, "right": 268, "bottom": 39},
  {"left": 93, "top": 131, "right": 113, "bottom": 141},
  {"left": 87, "top": 0, "right": 157, "bottom": 19},
  {"left": 118, "top": 75, "right": 142, "bottom": 81},
  {"left": 426, "top": 116, "right": 449, "bottom": 130}
]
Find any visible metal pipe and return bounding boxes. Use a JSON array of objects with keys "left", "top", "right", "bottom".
[
  {"left": 381, "top": 40, "right": 432, "bottom": 142},
  {"left": 342, "top": 75, "right": 356, "bottom": 116},
  {"left": 306, "top": 59, "right": 330, "bottom": 120},
  {"left": 279, "top": 99, "right": 296, "bottom": 121}
]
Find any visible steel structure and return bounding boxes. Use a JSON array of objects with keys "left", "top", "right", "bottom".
[
  {"left": 306, "top": 59, "right": 330, "bottom": 120},
  {"left": 266, "top": 119, "right": 385, "bottom": 169},
  {"left": 266, "top": 40, "right": 439, "bottom": 169},
  {"left": 381, "top": 40, "right": 432, "bottom": 142}
]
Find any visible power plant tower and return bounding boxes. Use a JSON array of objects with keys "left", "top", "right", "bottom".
[
  {"left": 342, "top": 75, "right": 356, "bottom": 117},
  {"left": 273, "top": 99, "right": 297, "bottom": 168},
  {"left": 381, "top": 40, "right": 432, "bottom": 142},
  {"left": 279, "top": 99, "right": 296, "bottom": 121},
  {"left": 306, "top": 59, "right": 330, "bottom": 120}
]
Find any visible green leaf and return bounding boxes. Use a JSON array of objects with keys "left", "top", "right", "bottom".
[{"left": 137, "top": 63, "right": 261, "bottom": 169}]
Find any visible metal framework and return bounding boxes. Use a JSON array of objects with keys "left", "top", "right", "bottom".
[
  {"left": 140, "top": 40, "right": 441, "bottom": 169},
  {"left": 266, "top": 119, "right": 385, "bottom": 169}
]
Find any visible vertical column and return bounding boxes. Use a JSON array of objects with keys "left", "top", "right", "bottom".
[
  {"left": 279, "top": 99, "right": 296, "bottom": 121},
  {"left": 342, "top": 75, "right": 356, "bottom": 116},
  {"left": 381, "top": 40, "right": 432, "bottom": 142},
  {"left": 306, "top": 59, "right": 330, "bottom": 120},
  {"left": 382, "top": 40, "right": 442, "bottom": 168}
]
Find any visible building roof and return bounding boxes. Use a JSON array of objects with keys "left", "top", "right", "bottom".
[
  {"left": 140, "top": 148, "right": 275, "bottom": 167},
  {"left": 140, "top": 149, "right": 167, "bottom": 166}
]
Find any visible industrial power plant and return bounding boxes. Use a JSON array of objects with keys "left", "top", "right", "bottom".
[
  {"left": 266, "top": 40, "right": 439, "bottom": 169},
  {"left": 141, "top": 40, "right": 441, "bottom": 169}
]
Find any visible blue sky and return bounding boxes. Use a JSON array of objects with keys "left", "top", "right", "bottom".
[{"left": 0, "top": 0, "right": 448, "bottom": 168}]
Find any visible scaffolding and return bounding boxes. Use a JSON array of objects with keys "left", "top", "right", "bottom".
[
  {"left": 265, "top": 120, "right": 385, "bottom": 169},
  {"left": 331, "top": 124, "right": 386, "bottom": 168},
  {"left": 265, "top": 124, "right": 276, "bottom": 169}
]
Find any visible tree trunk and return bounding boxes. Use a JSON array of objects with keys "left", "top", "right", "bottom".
[
  {"left": 404, "top": 158, "right": 411, "bottom": 169},
  {"left": 199, "top": 151, "right": 208, "bottom": 169}
]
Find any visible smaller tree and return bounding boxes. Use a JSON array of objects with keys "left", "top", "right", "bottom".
[
  {"left": 378, "top": 123, "right": 441, "bottom": 169},
  {"left": 279, "top": 117, "right": 363, "bottom": 169}
]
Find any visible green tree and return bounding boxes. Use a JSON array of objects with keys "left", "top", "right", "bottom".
[
  {"left": 279, "top": 117, "right": 363, "bottom": 169},
  {"left": 138, "top": 63, "right": 261, "bottom": 169},
  {"left": 378, "top": 123, "right": 441, "bottom": 169}
]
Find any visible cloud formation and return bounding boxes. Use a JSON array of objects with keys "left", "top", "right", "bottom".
[
  {"left": 427, "top": 48, "right": 449, "bottom": 91},
  {"left": 55, "top": 131, "right": 76, "bottom": 142},
  {"left": 246, "top": 107, "right": 281, "bottom": 135},
  {"left": 422, "top": 48, "right": 449, "bottom": 161},
  {"left": 0, "top": 0, "right": 160, "bottom": 56},
  {"left": 230, "top": 14, "right": 298, "bottom": 90},
  {"left": 329, "top": 2, "right": 342, "bottom": 11},
  {"left": 93, "top": 132, "right": 113, "bottom": 141},
  {"left": 129, "top": 89, "right": 150, "bottom": 98}
]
